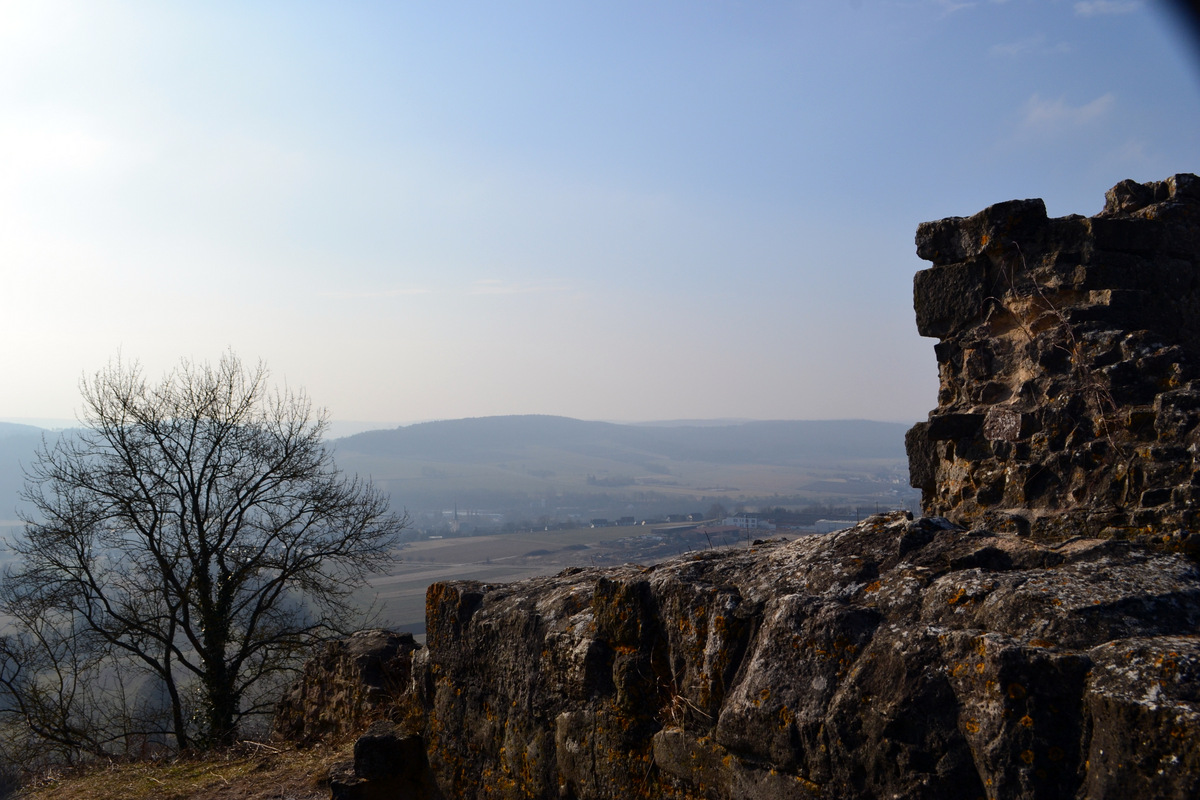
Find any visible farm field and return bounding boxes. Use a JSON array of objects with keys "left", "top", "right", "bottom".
[{"left": 369, "top": 523, "right": 777, "bottom": 639}]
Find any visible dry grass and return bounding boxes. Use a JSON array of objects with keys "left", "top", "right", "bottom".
[{"left": 14, "top": 739, "right": 354, "bottom": 800}]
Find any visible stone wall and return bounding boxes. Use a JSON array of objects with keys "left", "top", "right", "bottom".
[{"left": 906, "top": 174, "right": 1200, "bottom": 539}]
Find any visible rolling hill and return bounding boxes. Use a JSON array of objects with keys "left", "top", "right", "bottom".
[
  {"left": 0, "top": 416, "right": 918, "bottom": 532},
  {"left": 330, "top": 415, "right": 917, "bottom": 528}
]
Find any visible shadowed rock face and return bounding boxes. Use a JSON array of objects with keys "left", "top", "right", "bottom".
[
  {"left": 907, "top": 174, "right": 1200, "bottom": 539},
  {"left": 277, "top": 177, "right": 1200, "bottom": 800},
  {"left": 273, "top": 629, "right": 420, "bottom": 744}
]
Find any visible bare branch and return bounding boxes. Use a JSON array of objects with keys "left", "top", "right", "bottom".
[{"left": 0, "top": 352, "right": 405, "bottom": 757}]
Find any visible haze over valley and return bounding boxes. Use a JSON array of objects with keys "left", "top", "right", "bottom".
[{"left": 1, "top": 414, "right": 917, "bottom": 635}]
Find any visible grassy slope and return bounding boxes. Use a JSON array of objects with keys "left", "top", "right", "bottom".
[{"left": 15, "top": 740, "right": 353, "bottom": 800}]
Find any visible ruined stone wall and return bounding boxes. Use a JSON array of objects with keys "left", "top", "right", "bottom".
[
  {"left": 319, "top": 515, "right": 1200, "bottom": 800},
  {"left": 279, "top": 176, "right": 1200, "bottom": 800},
  {"left": 906, "top": 174, "right": 1200, "bottom": 539}
]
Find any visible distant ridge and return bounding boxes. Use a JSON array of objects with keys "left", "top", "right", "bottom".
[
  {"left": 624, "top": 418, "right": 755, "bottom": 428},
  {"left": 0, "top": 424, "right": 49, "bottom": 523},
  {"left": 3, "top": 416, "right": 916, "bottom": 524},
  {"left": 335, "top": 415, "right": 910, "bottom": 466},
  {"left": 0, "top": 421, "right": 48, "bottom": 439}
]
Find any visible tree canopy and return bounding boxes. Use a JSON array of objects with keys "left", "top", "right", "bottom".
[{"left": 0, "top": 354, "right": 406, "bottom": 755}]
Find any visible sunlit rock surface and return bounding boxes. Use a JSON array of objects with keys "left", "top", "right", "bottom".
[
  {"left": 405, "top": 513, "right": 1199, "bottom": 799},
  {"left": 908, "top": 173, "right": 1200, "bottom": 540}
]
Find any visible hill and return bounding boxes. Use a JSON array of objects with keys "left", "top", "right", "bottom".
[
  {"left": 336, "top": 416, "right": 908, "bottom": 465},
  {"left": 330, "top": 416, "right": 915, "bottom": 527},
  {"left": 0, "top": 425, "right": 49, "bottom": 527}
]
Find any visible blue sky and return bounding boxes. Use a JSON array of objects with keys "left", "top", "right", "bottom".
[{"left": 1, "top": 1, "right": 1197, "bottom": 429}]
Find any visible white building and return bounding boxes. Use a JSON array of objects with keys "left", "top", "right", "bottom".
[{"left": 723, "top": 515, "right": 776, "bottom": 531}]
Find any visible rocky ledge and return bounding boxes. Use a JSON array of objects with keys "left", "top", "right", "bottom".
[
  {"left": 389, "top": 512, "right": 1198, "bottom": 799},
  {"left": 275, "top": 629, "right": 420, "bottom": 745}
]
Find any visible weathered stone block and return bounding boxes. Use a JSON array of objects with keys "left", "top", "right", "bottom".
[
  {"left": 983, "top": 408, "right": 1022, "bottom": 442},
  {"left": 925, "top": 412, "right": 984, "bottom": 441},
  {"left": 905, "top": 422, "right": 937, "bottom": 492},
  {"left": 915, "top": 198, "right": 1048, "bottom": 265},
  {"left": 273, "top": 629, "right": 420, "bottom": 744},
  {"left": 1104, "top": 177, "right": 1162, "bottom": 215},
  {"left": 330, "top": 722, "right": 443, "bottom": 800},
  {"left": 913, "top": 261, "right": 987, "bottom": 338},
  {"left": 911, "top": 174, "right": 1200, "bottom": 533}
]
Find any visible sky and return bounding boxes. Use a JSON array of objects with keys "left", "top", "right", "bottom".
[{"left": 1, "top": 0, "right": 1198, "bottom": 431}]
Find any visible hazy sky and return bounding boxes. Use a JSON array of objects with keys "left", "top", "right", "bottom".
[{"left": 1, "top": 1, "right": 1197, "bottom": 428}]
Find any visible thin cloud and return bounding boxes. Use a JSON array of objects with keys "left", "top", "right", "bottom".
[
  {"left": 1112, "top": 138, "right": 1149, "bottom": 162},
  {"left": 1074, "top": 1, "right": 1143, "bottom": 16},
  {"left": 990, "top": 33, "right": 1073, "bottom": 57},
  {"left": 322, "top": 287, "right": 434, "bottom": 300},
  {"left": 468, "top": 279, "right": 567, "bottom": 296},
  {"left": 930, "top": 0, "right": 978, "bottom": 15},
  {"left": 1019, "top": 92, "right": 1115, "bottom": 134}
]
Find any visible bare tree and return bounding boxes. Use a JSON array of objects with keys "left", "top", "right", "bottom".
[{"left": 0, "top": 353, "right": 406, "bottom": 753}]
